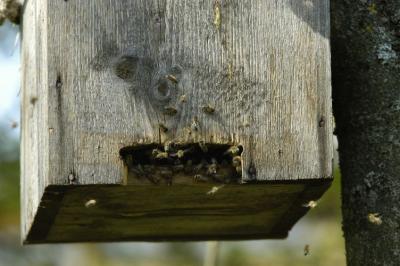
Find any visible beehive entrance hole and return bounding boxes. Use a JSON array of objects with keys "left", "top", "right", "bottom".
[{"left": 119, "top": 143, "right": 243, "bottom": 185}]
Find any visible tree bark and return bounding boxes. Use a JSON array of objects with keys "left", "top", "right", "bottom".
[{"left": 331, "top": 1, "right": 400, "bottom": 265}]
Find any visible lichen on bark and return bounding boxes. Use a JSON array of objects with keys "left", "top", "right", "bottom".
[{"left": 332, "top": 0, "right": 400, "bottom": 265}]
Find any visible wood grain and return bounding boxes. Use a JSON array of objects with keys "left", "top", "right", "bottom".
[
  {"left": 21, "top": 0, "right": 332, "bottom": 243},
  {"left": 25, "top": 180, "right": 331, "bottom": 243}
]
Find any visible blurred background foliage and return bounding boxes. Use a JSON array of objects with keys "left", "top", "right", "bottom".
[{"left": 0, "top": 21, "right": 345, "bottom": 266}]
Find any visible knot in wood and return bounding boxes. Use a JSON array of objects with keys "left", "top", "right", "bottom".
[{"left": 114, "top": 55, "right": 139, "bottom": 80}]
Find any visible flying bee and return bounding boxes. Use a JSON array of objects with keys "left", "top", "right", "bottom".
[
  {"left": 224, "top": 145, "right": 241, "bottom": 156},
  {"left": 304, "top": 245, "right": 310, "bottom": 256},
  {"left": 199, "top": 141, "right": 208, "bottom": 152},
  {"left": 164, "top": 107, "right": 178, "bottom": 116},
  {"left": 202, "top": 105, "right": 215, "bottom": 114}
]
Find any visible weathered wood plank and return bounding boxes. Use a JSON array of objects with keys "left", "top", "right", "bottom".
[
  {"left": 25, "top": 180, "right": 331, "bottom": 243},
  {"left": 22, "top": 0, "right": 332, "bottom": 243}
]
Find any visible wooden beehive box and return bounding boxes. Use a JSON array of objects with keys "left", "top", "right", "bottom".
[{"left": 21, "top": 0, "right": 333, "bottom": 243}]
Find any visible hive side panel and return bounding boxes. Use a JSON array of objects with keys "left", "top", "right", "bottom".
[
  {"left": 21, "top": 0, "right": 49, "bottom": 241},
  {"left": 44, "top": 0, "right": 332, "bottom": 188}
]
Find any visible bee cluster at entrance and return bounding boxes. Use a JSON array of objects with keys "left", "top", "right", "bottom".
[{"left": 120, "top": 143, "right": 243, "bottom": 185}]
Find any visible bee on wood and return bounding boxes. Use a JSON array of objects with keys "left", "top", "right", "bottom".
[
  {"left": 163, "top": 140, "right": 174, "bottom": 153},
  {"left": 176, "top": 149, "right": 185, "bottom": 158},
  {"left": 164, "top": 107, "right": 178, "bottom": 116},
  {"left": 191, "top": 116, "right": 200, "bottom": 131},
  {"left": 302, "top": 200, "right": 318, "bottom": 209},
  {"left": 166, "top": 74, "right": 178, "bottom": 84},
  {"left": 213, "top": 0, "right": 221, "bottom": 29},
  {"left": 214, "top": 167, "right": 234, "bottom": 183},
  {"left": 30, "top": 96, "right": 38, "bottom": 105},
  {"left": 85, "top": 199, "right": 97, "bottom": 208},
  {"left": 184, "top": 159, "right": 194, "bottom": 174},
  {"left": 131, "top": 164, "right": 146, "bottom": 178},
  {"left": 152, "top": 149, "right": 168, "bottom": 159},
  {"left": 202, "top": 105, "right": 215, "bottom": 114},
  {"left": 159, "top": 169, "right": 173, "bottom": 185},
  {"left": 194, "top": 160, "right": 207, "bottom": 173},
  {"left": 68, "top": 172, "right": 77, "bottom": 184},
  {"left": 172, "top": 163, "right": 184, "bottom": 172},
  {"left": 207, "top": 158, "right": 218, "bottom": 176},
  {"left": 199, "top": 141, "right": 208, "bottom": 152},
  {"left": 194, "top": 174, "right": 209, "bottom": 182},
  {"left": 232, "top": 156, "right": 242, "bottom": 173},
  {"left": 159, "top": 123, "right": 168, "bottom": 133},
  {"left": 224, "top": 145, "right": 241, "bottom": 156},
  {"left": 179, "top": 95, "right": 187, "bottom": 103},
  {"left": 207, "top": 185, "right": 224, "bottom": 195}
]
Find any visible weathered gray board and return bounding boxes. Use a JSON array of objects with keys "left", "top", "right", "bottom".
[{"left": 21, "top": 0, "right": 332, "bottom": 243}]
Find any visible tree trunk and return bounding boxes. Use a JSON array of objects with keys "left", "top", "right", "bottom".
[{"left": 331, "top": 1, "right": 400, "bottom": 265}]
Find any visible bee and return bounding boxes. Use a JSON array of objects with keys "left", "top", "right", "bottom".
[
  {"left": 224, "top": 145, "right": 241, "bottom": 156},
  {"left": 159, "top": 123, "right": 168, "bottom": 133},
  {"left": 199, "top": 141, "right": 208, "bottom": 152},
  {"left": 152, "top": 149, "right": 168, "bottom": 159},
  {"left": 202, "top": 105, "right": 215, "bottom": 114},
  {"left": 319, "top": 116, "right": 325, "bottom": 127},
  {"left": 191, "top": 116, "right": 200, "bottom": 131},
  {"left": 232, "top": 156, "right": 242, "bottom": 173},
  {"left": 68, "top": 173, "right": 76, "bottom": 184},
  {"left": 172, "top": 163, "right": 184, "bottom": 172},
  {"left": 194, "top": 160, "right": 206, "bottom": 172},
  {"left": 184, "top": 159, "right": 194, "bottom": 174},
  {"left": 302, "top": 200, "right": 318, "bottom": 209},
  {"left": 164, "top": 107, "right": 178, "bottom": 116},
  {"left": 179, "top": 95, "right": 187, "bottom": 103},
  {"left": 194, "top": 174, "right": 209, "bottom": 182},
  {"left": 176, "top": 149, "right": 185, "bottom": 158},
  {"left": 10, "top": 121, "right": 18, "bottom": 129},
  {"left": 207, "top": 158, "right": 218, "bottom": 176},
  {"left": 85, "top": 199, "right": 97, "bottom": 208},
  {"left": 166, "top": 74, "right": 178, "bottom": 84},
  {"left": 159, "top": 169, "right": 173, "bottom": 185},
  {"left": 207, "top": 185, "right": 224, "bottom": 195},
  {"left": 213, "top": 1, "right": 221, "bottom": 29},
  {"left": 30, "top": 96, "right": 38, "bottom": 105},
  {"left": 163, "top": 140, "right": 174, "bottom": 153},
  {"left": 368, "top": 213, "right": 382, "bottom": 225},
  {"left": 131, "top": 164, "right": 146, "bottom": 178},
  {"left": 304, "top": 244, "right": 310, "bottom": 256}
]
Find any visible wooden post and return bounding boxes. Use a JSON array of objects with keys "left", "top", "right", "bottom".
[{"left": 21, "top": 0, "right": 332, "bottom": 243}]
